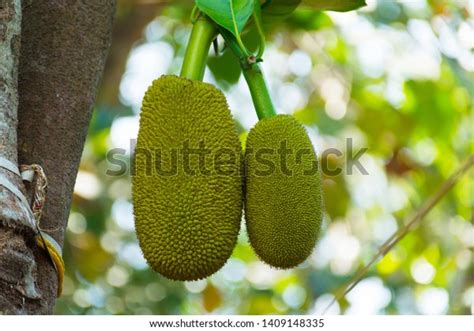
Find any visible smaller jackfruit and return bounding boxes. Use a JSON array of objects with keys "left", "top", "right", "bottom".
[
  {"left": 245, "top": 115, "right": 323, "bottom": 269},
  {"left": 133, "top": 75, "right": 243, "bottom": 281}
]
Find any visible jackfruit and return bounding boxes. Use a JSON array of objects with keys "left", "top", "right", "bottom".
[
  {"left": 244, "top": 115, "right": 323, "bottom": 268},
  {"left": 133, "top": 75, "right": 243, "bottom": 281}
]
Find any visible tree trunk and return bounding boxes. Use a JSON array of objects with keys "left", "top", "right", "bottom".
[{"left": 0, "top": 0, "right": 115, "bottom": 314}]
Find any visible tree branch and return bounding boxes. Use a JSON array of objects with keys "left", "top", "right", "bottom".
[{"left": 323, "top": 155, "right": 474, "bottom": 314}]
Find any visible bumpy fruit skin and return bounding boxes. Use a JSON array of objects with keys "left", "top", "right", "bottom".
[
  {"left": 133, "top": 75, "right": 243, "bottom": 281},
  {"left": 245, "top": 115, "right": 323, "bottom": 268}
]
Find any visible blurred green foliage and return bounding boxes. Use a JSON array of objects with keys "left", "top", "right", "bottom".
[{"left": 55, "top": 0, "right": 473, "bottom": 315}]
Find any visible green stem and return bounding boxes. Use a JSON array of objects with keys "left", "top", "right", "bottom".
[
  {"left": 218, "top": 28, "right": 276, "bottom": 120},
  {"left": 180, "top": 16, "right": 217, "bottom": 81},
  {"left": 230, "top": 5, "right": 250, "bottom": 57},
  {"left": 242, "top": 65, "right": 276, "bottom": 120},
  {"left": 253, "top": 0, "right": 266, "bottom": 59}
]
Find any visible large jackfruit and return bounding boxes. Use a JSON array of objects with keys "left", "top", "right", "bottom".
[
  {"left": 245, "top": 115, "right": 323, "bottom": 268},
  {"left": 133, "top": 75, "right": 243, "bottom": 281}
]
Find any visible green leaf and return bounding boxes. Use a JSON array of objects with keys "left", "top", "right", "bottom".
[
  {"left": 302, "top": 0, "right": 366, "bottom": 12},
  {"left": 196, "top": 0, "right": 256, "bottom": 36},
  {"left": 286, "top": 9, "right": 332, "bottom": 31},
  {"left": 261, "top": 0, "right": 302, "bottom": 28},
  {"left": 258, "top": 0, "right": 364, "bottom": 31},
  {"left": 208, "top": 48, "right": 242, "bottom": 85}
]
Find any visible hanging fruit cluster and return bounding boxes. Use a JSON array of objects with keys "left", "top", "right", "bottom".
[{"left": 132, "top": 0, "right": 366, "bottom": 281}]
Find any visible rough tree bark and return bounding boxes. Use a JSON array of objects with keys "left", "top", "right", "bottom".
[
  {"left": 0, "top": 0, "right": 40, "bottom": 313},
  {"left": 0, "top": 0, "right": 115, "bottom": 314}
]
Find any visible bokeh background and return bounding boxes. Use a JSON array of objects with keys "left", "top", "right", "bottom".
[{"left": 55, "top": 0, "right": 473, "bottom": 314}]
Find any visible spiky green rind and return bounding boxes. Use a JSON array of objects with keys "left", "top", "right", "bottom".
[
  {"left": 133, "top": 75, "right": 243, "bottom": 281},
  {"left": 245, "top": 115, "right": 323, "bottom": 268}
]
